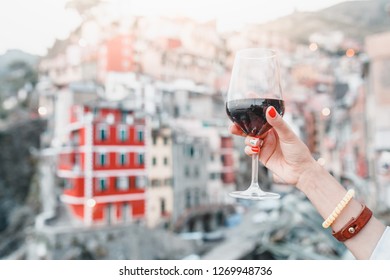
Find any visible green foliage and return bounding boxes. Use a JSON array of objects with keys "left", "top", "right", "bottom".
[
  {"left": 0, "top": 59, "right": 38, "bottom": 117},
  {"left": 0, "top": 60, "right": 37, "bottom": 93}
]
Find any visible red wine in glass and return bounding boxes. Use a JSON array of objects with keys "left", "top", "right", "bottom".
[
  {"left": 225, "top": 48, "right": 284, "bottom": 200},
  {"left": 226, "top": 98, "right": 285, "bottom": 137}
]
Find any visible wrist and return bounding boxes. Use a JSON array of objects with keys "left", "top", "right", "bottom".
[
  {"left": 296, "top": 161, "right": 323, "bottom": 193},
  {"left": 295, "top": 161, "right": 354, "bottom": 224}
]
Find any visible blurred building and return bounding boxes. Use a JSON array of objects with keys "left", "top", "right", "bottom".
[
  {"left": 171, "top": 126, "right": 209, "bottom": 230},
  {"left": 57, "top": 104, "right": 147, "bottom": 225},
  {"left": 37, "top": 13, "right": 238, "bottom": 231},
  {"left": 216, "top": 135, "right": 236, "bottom": 192},
  {"left": 146, "top": 127, "right": 174, "bottom": 228},
  {"left": 365, "top": 31, "right": 390, "bottom": 211}
]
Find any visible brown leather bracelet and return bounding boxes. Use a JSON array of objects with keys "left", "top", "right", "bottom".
[{"left": 332, "top": 204, "right": 372, "bottom": 242}]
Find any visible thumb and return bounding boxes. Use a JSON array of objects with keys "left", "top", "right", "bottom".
[{"left": 266, "top": 106, "right": 296, "bottom": 143}]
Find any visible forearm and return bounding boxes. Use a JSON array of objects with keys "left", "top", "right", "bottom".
[{"left": 297, "top": 163, "right": 386, "bottom": 259}]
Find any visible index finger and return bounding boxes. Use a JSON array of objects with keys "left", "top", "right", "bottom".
[
  {"left": 265, "top": 106, "right": 297, "bottom": 144},
  {"left": 229, "top": 123, "right": 246, "bottom": 137}
]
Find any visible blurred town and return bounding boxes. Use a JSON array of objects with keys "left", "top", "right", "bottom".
[{"left": 1, "top": 0, "right": 390, "bottom": 260}]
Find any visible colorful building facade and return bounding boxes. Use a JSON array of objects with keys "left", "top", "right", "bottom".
[{"left": 57, "top": 104, "right": 147, "bottom": 225}]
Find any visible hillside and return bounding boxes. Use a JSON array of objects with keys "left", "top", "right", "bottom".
[
  {"left": 256, "top": 0, "right": 390, "bottom": 43},
  {"left": 0, "top": 49, "right": 39, "bottom": 73}
]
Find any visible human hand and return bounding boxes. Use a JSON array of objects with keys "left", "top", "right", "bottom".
[{"left": 229, "top": 106, "right": 317, "bottom": 187}]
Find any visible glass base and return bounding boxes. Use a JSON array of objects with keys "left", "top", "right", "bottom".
[{"left": 229, "top": 190, "right": 280, "bottom": 200}]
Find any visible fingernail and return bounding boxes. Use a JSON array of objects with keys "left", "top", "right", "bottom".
[
  {"left": 251, "top": 147, "right": 260, "bottom": 153},
  {"left": 249, "top": 139, "right": 259, "bottom": 146},
  {"left": 268, "top": 107, "right": 277, "bottom": 118}
]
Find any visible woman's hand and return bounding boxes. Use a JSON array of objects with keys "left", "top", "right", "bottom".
[{"left": 230, "top": 106, "right": 317, "bottom": 187}]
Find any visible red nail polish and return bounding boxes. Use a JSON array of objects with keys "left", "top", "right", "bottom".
[
  {"left": 268, "top": 107, "right": 276, "bottom": 118},
  {"left": 251, "top": 147, "right": 260, "bottom": 153}
]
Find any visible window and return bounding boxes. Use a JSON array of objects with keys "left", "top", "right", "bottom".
[
  {"left": 163, "top": 137, "right": 169, "bottom": 145},
  {"left": 105, "top": 203, "right": 113, "bottom": 224},
  {"left": 97, "top": 178, "right": 108, "bottom": 191},
  {"left": 194, "top": 166, "right": 200, "bottom": 177},
  {"left": 185, "top": 190, "right": 191, "bottom": 209},
  {"left": 160, "top": 199, "right": 166, "bottom": 215},
  {"left": 121, "top": 111, "right": 127, "bottom": 123},
  {"left": 152, "top": 136, "right": 157, "bottom": 145},
  {"left": 152, "top": 157, "right": 157, "bottom": 166},
  {"left": 118, "top": 152, "right": 127, "bottom": 166},
  {"left": 163, "top": 157, "right": 168, "bottom": 166},
  {"left": 71, "top": 154, "right": 76, "bottom": 165},
  {"left": 122, "top": 203, "right": 131, "bottom": 222},
  {"left": 97, "top": 124, "right": 109, "bottom": 141},
  {"left": 118, "top": 125, "right": 128, "bottom": 142},
  {"left": 64, "top": 179, "right": 73, "bottom": 189},
  {"left": 174, "top": 106, "right": 179, "bottom": 117},
  {"left": 98, "top": 152, "right": 108, "bottom": 166},
  {"left": 194, "top": 189, "right": 200, "bottom": 206},
  {"left": 116, "top": 176, "right": 129, "bottom": 190},
  {"left": 136, "top": 176, "right": 146, "bottom": 189},
  {"left": 186, "top": 145, "right": 195, "bottom": 158},
  {"left": 73, "top": 154, "right": 81, "bottom": 171},
  {"left": 151, "top": 179, "right": 160, "bottom": 187},
  {"left": 185, "top": 166, "right": 190, "bottom": 177},
  {"left": 137, "top": 153, "right": 144, "bottom": 165},
  {"left": 136, "top": 129, "right": 144, "bottom": 142},
  {"left": 93, "top": 107, "right": 99, "bottom": 117},
  {"left": 71, "top": 131, "right": 80, "bottom": 146}
]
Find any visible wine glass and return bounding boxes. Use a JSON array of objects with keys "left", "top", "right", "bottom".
[{"left": 226, "top": 48, "right": 285, "bottom": 200}]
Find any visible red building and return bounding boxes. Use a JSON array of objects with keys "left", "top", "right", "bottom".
[
  {"left": 220, "top": 135, "right": 235, "bottom": 184},
  {"left": 98, "top": 34, "right": 137, "bottom": 82},
  {"left": 57, "top": 104, "right": 147, "bottom": 225}
]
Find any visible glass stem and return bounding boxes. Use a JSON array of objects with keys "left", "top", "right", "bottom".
[{"left": 251, "top": 153, "right": 259, "bottom": 186}]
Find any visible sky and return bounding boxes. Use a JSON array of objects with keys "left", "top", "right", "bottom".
[{"left": 0, "top": 0, "right": 353, "bottom": 56}]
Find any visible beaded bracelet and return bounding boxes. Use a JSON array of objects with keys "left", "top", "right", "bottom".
[{"left": 322, "top": 189, "right": 355, "bottom": 229}]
